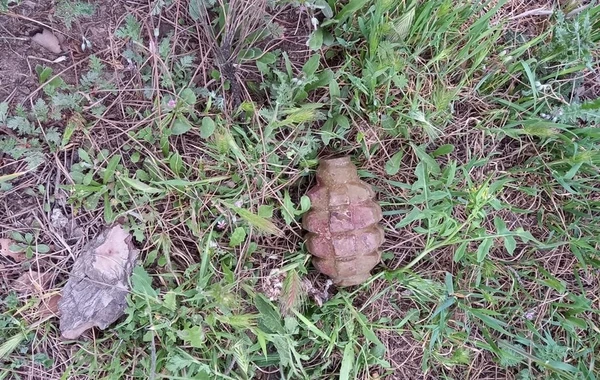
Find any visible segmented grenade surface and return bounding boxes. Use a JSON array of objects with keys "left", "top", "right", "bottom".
[{"left": 302, "top": 157, "right": 384, "bottom": 287}]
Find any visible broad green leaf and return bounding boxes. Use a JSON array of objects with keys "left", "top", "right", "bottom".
[
  {"left": 329, "top": 79, "right": 340, "bottom": 98},
  {"left": 564, "top": 316, "right": 587, "bottom": 329},
  {"left": 163, "top": 291, "right": 177, "bottom": 311},
  {"left": 308, "top": 28, "right": 323, "bottom": 51},
  {"left": 407, "top": 110, "right": 441, "bottom": 141},
  {"left": 443, "top": 160, "right": 457, "bottom": 186},
  {"left": 255, "top": 329, "right": 268, "bottom": 358},
  {"left": 103, "top": 154, "right": 121, "bottom": 184},
  {"left": 305, "top": 69, "right": 334, "bottom": 91},
  {"left": 339, "top": 343, "right": 355, "bottom": 380},
  {"left": 168, "top": 152, "right": 184, "bottom": 175},
  {"left": 131, "top": 266, "right": 158, "bottom": 299},
  {"left": 493, "top": 216, "right": 508, "bottom": 234},
  {"left": 103, "top": 193, "right": 113, "bottom": 223},
  {"left": 453, "top": 241, "right": 468, "bottom": 262},
  {"left": 256, "top": 52, "right": 277, "bottom": 74},
  {"left": 200, "top": 117, "right": 216, "bottom": 139},
  {"left": 130, "top": 151, "right": 141, "bottom": 163},
  {"left": 36, "top": 66, "right": 53, "bottom": 84},
  {"left": 299, "top": 195, "right": 311, "bottom": 213},
  {"left": 36, "top": 244, "right": 50, "bottom": 253},
  {"left": 504, "top": 236, "right": 516, "bottom": 255},
  {"left": 254, "top": 294, "right": 284, "bottom": 334},
  {"left": 542, "top": 361, "right": 579, "bottom": 373},
  {"left": 188, "top": 0, "right": 202, "bottom": 21},
  {"left": 258, "top": 205, "right": 273, "bottom": 218},
  {"left": 515, "top": 228, "right": 536, "bottom": 243},
  {"left": 171, "top": 116, "right": 192, "bottom": 135},
  {"left": 83, "top": 171, "right": 94, "bottom": 186},
  {"left": 281, "top": 191, "right": 296, "bottom": 225},
  {"left": 272, "top": 336, "right": 291, "bottom": 367},
  {"left": 444, "top": 272, "right": 454, "bottom": 295},
  {"left": 521, "top": 122, "right": 562, "bottom": 137},
  {"left": 302, "top": 54, "right": 320, "bottom": 77},
  {"left": 488, "top": 178, "right": 512, "bottom": 195},
  {"left": 431, "top": 144, "right": 454, "bottom": 157},
  {"left": 538, "top": 275, "right": 566, "bottom": 294},
  {"left": 120, "top": 176, "right": 163, "bottom": 194},
  {"left": 177, "top": 326, "right": 204, "bottom": 348},
  {"left": 476, "top": 238, "right": 493, "bottom": 262},
  {"left": 336, "top": 0, "right": 369, "bottom": 21},
  {"left": 179, "top": 88, "right": 196, "bottom": 107},
  {"left": 520, "top": 60, "right": 537, "bottom": 101},
  {"left": 78, "top": 148, "right": 91, "bottom": 163},
  {"left": 361, "top": 323, "right": 385, "bottom": 355},
  {"left": 314, "top": 0, "right": 333, "bottom": 18},
  {"left": 335, "top": 114, "right": 350, "bottom": 129},
  {"left": 229, "top": 227, "right": 246, "bottom": 247},
  {"left": 385, "top": 151, "right": 404, "bottom": 175},
  {"left": 410, "top": 143, "right": 440, "bottom": 174},
  {"left": 395, "top": 207, "right": 425, "bottom": 228}
]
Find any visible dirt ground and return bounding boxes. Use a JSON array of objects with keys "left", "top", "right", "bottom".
[{"left": 0, "top": 0, "right": 126, "bottom": 104}]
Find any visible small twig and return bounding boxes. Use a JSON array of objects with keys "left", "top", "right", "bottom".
[
  {"left": 566, "top": 4, "right": 592, "bottom": 18},
  {"left": 509, "top": 4, "right": 593, "bottom": 20},
  {"left": 4, "top": 12, "right": 71, "bottom": 38},
  {"left": 508, "top": 7, "right": 554, "bottom": 20},
  {"left": 0, "top": 36, "right": 28, "bottom": 41},
  {"left": 27, "top": 55, "right": 68, "bottom": 64}
]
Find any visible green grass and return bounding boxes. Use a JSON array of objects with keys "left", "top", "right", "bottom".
[{"left": 1, "top": 0, "right": 600, "bottom": 379}]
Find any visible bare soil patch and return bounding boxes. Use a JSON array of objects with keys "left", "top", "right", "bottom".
[{"left": 0, "top": 0, "right": 125, "bottom": 104}]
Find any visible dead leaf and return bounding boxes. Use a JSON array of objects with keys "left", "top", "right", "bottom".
[
  {"left": 59, "top": 225, "right": 139, "bottom": 339},
  {"left": 12, "top": 270, "right": 51, "bottom": 294},
  {"left": 39, "top": 294, "right": 61, "bottom": 318},
  {"left": 31, "top": 29, "right": 62, "bottom": 54},
  {"left": 0, "top": 238, "right": 26, "bottom": 263}
]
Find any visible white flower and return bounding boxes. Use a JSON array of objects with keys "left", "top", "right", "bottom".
[
  {"left": 311, "top": 17, "right": 319, "bottom": 31},
  {"left": 524, "top": 310, "right": 536, "bottom": 320},
  {"left": 217, "top": 220, "right": 227, "bottom": 230}
]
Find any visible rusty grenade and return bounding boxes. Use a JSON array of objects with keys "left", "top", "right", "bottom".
[{"left": 302, "top": 157, "right": 384, "bottom": 287}]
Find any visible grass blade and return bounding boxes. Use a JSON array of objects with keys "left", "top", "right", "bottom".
[{"left": 220, "top": 201, "right": 283, "bottom": 236}]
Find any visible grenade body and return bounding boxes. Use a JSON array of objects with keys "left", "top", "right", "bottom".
[{"left": 302, "top": 157, "right": 384, "bottom": 287}]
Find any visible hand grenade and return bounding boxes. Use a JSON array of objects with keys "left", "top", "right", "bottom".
[{"left": 302, "top": 157, "right": 384, "bottom": 287}]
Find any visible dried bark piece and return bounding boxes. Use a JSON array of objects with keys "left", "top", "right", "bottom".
[
  {"left": 302, "top": 157, "right": 384, "bottom": 287},
  {"left": 58, "top": 225, "right": 138, "bottom": 339}
]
